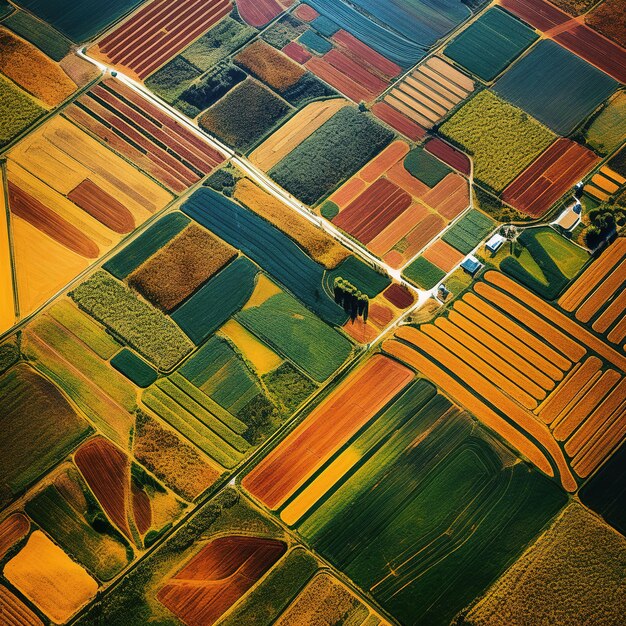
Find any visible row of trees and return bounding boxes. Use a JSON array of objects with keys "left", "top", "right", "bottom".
[{"left": 333, "top": 277, "right": 369, "bottom": 321}]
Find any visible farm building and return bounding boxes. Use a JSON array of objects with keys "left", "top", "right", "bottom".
[
  {"left": 486, "top": 233, "right": 505, "bottom": 253},
  {"left": 460, "top": 255, "right": 483, "bottom": 276},
  {"left": 553, "top": 201, "right": 582, "bottom": 232}
]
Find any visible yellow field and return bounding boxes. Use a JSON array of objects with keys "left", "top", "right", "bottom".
[
  {"left": 4, "top": 530, "right": 98, "bottom": 624},
  {"left": 0, "top": 168, "right": 15, "bottom": 334},
  {"left": 249, "top": 98, "right": 348, "bottom": 171},
  {"left": 11, "top": 215, "right": 88, "bottom": 316},
  {"left": 281, "top": 448, "right": 361, "bottom": 526},
  {"left": 9, "top": 115, "right": 172, "bottom": 219},
  {"left": 244, "top": 274, "right": 282, "bottom": 309},
  {"left": 0, "top": 28, "right": 76, "bottom": 107},
  {"left": 220, "top": 319, "right": 282, "bottom": 375},
  {"left": 234, "top": 179, "right": 349, "bottom": 269}
]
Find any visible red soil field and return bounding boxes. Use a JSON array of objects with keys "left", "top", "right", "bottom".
[
  {"left": 359, "top": 141, "right": 408, "bottom": 184},
  {"left": 132, "top": 484, "right": 152, "bottom": 536},
  {"left": 368, "top": 203, "right": 430, "bottom": 258},
  {"left": 282, "top": 42, "right": 312, "bottom": 64},
  {"left": 332, "top": 30, "right": 402, "bottom": 80},
  {"left": 559, "top": 238, "right": 626, "bottom": 312},
  {"left": 75, "top": 437, "right": 132, "bottom": 540},
  {"left": 158, "top": 536, "right": 286, "bottom": 626},
  {"left": 0, "top": 514, "right": 29, "bottom": 561},
  {"left": 238, "top": 0, "right": 291, "bottom": 27},
  {"left": 68, "top": 78, "right": 223, "bottom": 194},
  {"left": 424, "top": 138, "right": 471, "bottom": 175},
  {"left": 0, "top": 584, "right": 42, "bottom": 626},
  {"left": 423, "top": 239, "right": 465, "bottom": 272},
  {"left": 306, "top": 57, "right": 376, "bottom": 102},
  {"left": 68, "top": 179, "right": 135, "bottom": 234},
  {"left": 383, "top": 284, "right": 415, "bottom": 308},
  {"left": 293, "top": 4, "right": 318, "bottom": 21},
  {"left": 371, "top": 102, "right": 426, "bottom": 141},
  {"left": 394, "top": 325, "right": 577, "bottom": 491},
  {"left": 328, "top": 178, "right": 367, "bottom": 208},
  {"left": 242, "top": 355, "right": 413, "bottom": 509},
  {"left": 323, "top": 49, "right": 388, "bottom": 96},
  {"left": 552, "top": 369, "right": 621, "bottom": 441},
  {"left": 8, "top": 182, "right": 99, "bottom": 258},
  {"left": 539, "top": 356, "right": 602, "bottom": 424},
  {"left": 485, "top": 271, "right": 626, "bottom": 371},
  {"left": 575, "top": 259, "right": 626, "bottom": 323},
  {"left": 499, "top": 0, "right": 626, "bottom": 83},
  {"left": 424, "top": 174, "right": 469, "bottom": 220},
  {"left": 502, "top": 139, "right": 599, "bottom": 217},
  {"left": 333, "top": 178, "right": 412, "bottom": 244},
  {"left": 98, "top": 0, "right": 233, "bottom": 79},
  {"left": 385, "top": 161, "right": 430, "bottom": 197}
]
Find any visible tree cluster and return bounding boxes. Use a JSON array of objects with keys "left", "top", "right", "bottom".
[
  {"left": 334, "top": 277, "right": 369, "bottom": 321},
  {"left": 584, "top": 202, "right": 626, "bottom": 248}
]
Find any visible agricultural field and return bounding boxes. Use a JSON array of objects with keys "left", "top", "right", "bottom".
[
  {"left": 444, "top": 7, "right": 538, "bottom": 82},
  {"left": 2, "top": 1, "right": 626, "bottom": 624},
  {"left": 493, "top": 40, "right": 618, "bottom": 135},
  {"left": 441, "top": 91, "right": 555, "bottom": 191}
]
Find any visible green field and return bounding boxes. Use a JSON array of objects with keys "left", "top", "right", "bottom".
[
  {"left": 444, "top": 7, "right": 538, "bottom": 82},
  {"left": 263, "top": 362, "right": 317, "bottom": 414},
  {"left": 199, "top": 79, "right": 292, "bottom": 153},
  {"left": 71, "top": 271, "right": 193, "bottom": 371},
  {"left": 111, "top": 349, "right": 157, "bottom": 388},
  {"left": 297, "top": 383, "right": 567, "bottom": 626},
  {"left": 584, "top": 90, "right": 626, "bottom": 156},
  {"left": 403, "top": 256, "right": 446, "bottom": 289},
  {"left": 441, "top": 91, "right": 555, "bottom": 191},
  {"left": 270, "top": 106, "right": 394, "bottom": 205},
  {"left": 25, "top": 468, "right": 130, "bottom": 581},
  {"left": 237, "top": 292, "right": 353, "bottom": 383},
  {"left": 171, "top": 257, "right": 257, "bottom": 346},
  {"left": 442, "top": 208, "right": 496, "bottom": 254},
  {"left": 404, "top": 146, "right": 452, "bottom": 187},
  {"left": 4, "top": 10, "right": 72, "bottom": 60},
  {"left": 103, "top": 213, "right": 190, "bottom": 280},
  {"left": 498, "top": 227, "right": 589, "bottom": 300},
  {"left": 0, "top": 74, "right": 45, "bottom": 146},
  {"left": 493, "top": 40, "right": 617, "bottom": 135},
  {"left": 325, "top": 255, "right": 391, "bottom": 298},
  {"left": 0, "top": 364, "right": 90, "bottom": 505},
  {"left": 144, "top": 56, "right": 202, "bottom": 104}
]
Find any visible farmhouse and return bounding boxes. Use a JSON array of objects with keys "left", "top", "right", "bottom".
[
  {"left": 486, "top": 233, "right": 505, "bottom": 253},
  {"left": 460, "top": 256, "right": 483, "bottom": 276}
]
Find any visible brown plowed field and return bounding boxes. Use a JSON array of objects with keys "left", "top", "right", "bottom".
[
  {"left": 75, "top": 437, "right": 132, "bottom": 540},
  {"left": 552, "top": 369, "right": 621, "bottom": 441},
  {"left": 359, "top": 141, "right": 408, "bottom": 183},
  {"left": 282, "top": 42, "right": 311, "bottom": 64},
  {"left": 575, "top": 259, "right": 626, "bottom": 323},
  {"left": 385, "top": 161, "right": 430, "bottom": 197},
  {"left": 0, "top": 584, "right": 43, "bottom": 626},
  {"left": 97, "top": 0, "right": 233, "bottom": 79},
  {"left": 235, "top": 40, "right": 305, "bottom": 91},
  {"left": 371, "top": 102, "right": 426, "bottom": 141},
  {"left": 323, "top": 49, "right": 388, "bottom": 96},
  {"left": 293, "top": 4, "right": 318, "bottom": 21},
  {"left": 456, "top": 297, "right": 566, "bottom": 379},
  {"left": 68, "top": 179, "right": 135, "bottom": 234},
  {"left": 423, "top": 173, "right": 469, "bottom": 219},
  {"left": 592, "top": 289, "right": 626, "bottom": 334},
  {"left": 400, "top": 213, "right": 446, "bottom": 262},
  {"left": 422, "top": 239, "right": 465, "bottom": 273},
  {"left": 332, "top": 30, "right": 402, "bottom": 80},
  {"left": 394, "top": 325, "right": 577, "bottom": 491},
  {"left": 383, "top": 284, "right": 415, "bottom": 309},
  {"left": 371, "top": 205, "right": 429, "bottom": 259},
  {"left": 499, "top": 0, "right": 626, "bottom": 83},
  {"left": 8, "top": 181, "right": 99, "bottom": 258},
  {"left": 132, "top": 484, "right": 152, "bottom": 535},
  {"left": 333, "top": 178, "right": 412, "bottom": 244},
  {"left": 485, "top": 271, "right": 626, "bottom": 371},
  {"left": 559, "top": 238, "right": 626, "bottom": 312},
  {"left": 238, "top": 0, "right": 290, "bottom": 27},
  {"left": 502, "top": 139, "right": 600, "bottom": 217},
  {"left": 242, "top": 355, "right": 413, "bottom": 509},
  {"left": 425, "top": 137, "right": 471, "bottom": 175},
  {"left": 0, "top": 514, "right": 29, "bottom": 561},
  {"left": 306, "top": 57, "right": 375, "bottom": 102},
  {"left": 328, "top": 177, "right": 367, "bottom": 209},
  {"left": 539, "top": 357, "right": 602, "bottom": 424},
  {"left": 382, "top": 337, "right": 556, "bottom": 481},
  {"left": 158, "top": 536, "right": 286, "bottom": 625}
]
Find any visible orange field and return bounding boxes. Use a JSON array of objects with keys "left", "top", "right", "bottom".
[
  {"left": 368, "top": 203, "right": 429, "bottom": 258},
  {"left": 423, "top": 239, "right": 465, "bottom": 273},
  {"left": 558, "top": 238, "right": 626, "bottom": 312},
  {"left": 235, "top": 40, "right": 305, "bottom": 91},
  {"left": 0, "top": 167, "right": 15, "bottom": 335},
  {"left": 593, "top": 290, "right": 626, "bottom": 334},
  {"left": 389, "top": 326, "right": 577, "bottom": 491},
  {"left": 242, "top": 355, "right": 414, "bottom": 509},
  {"left": 0, "top": 513, "right": 29, "bottom": 560},
  {"left": 359, "top": 141, "right": 410, "bottom": 183},
  {"left": 0, "top": 28, "right": 76, "bottom": 107},
  {"left": 538, "top": 357, "right": 602, "bottom": 424},
  {"left": 607, "top": 316, "right": 626, "bottom": 344},
  {"left": 575, "top": 258, "right": 626, "bottom": 323},
  {"left": 0, "top": 584, "right": 43, "bottom": 626}
]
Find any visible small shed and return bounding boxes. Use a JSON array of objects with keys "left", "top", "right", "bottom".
[
  {"left": 485, "top": 233, "right": 505, "bottom": 253},
  {"left": 460, "top": 255, "right": 483, "bottom": 276}
]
